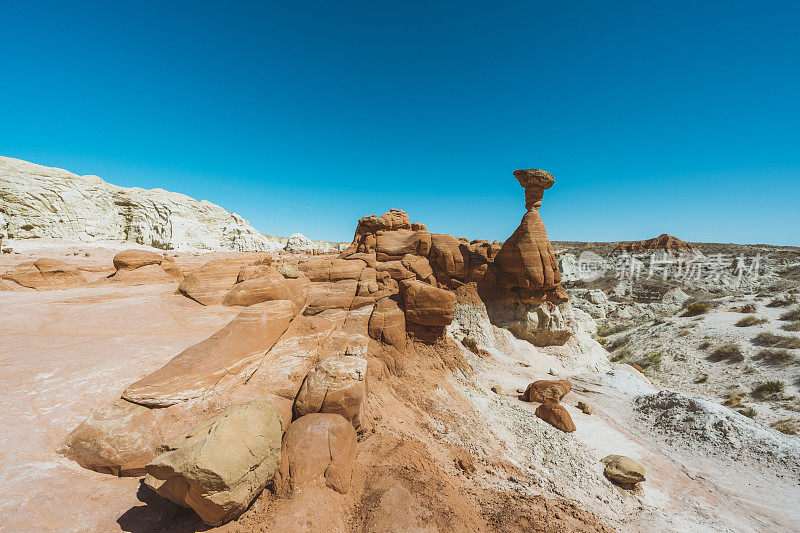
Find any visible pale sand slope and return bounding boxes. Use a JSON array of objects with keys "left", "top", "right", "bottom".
[{"left": 0, "top": 281, "right": 239, "bottom": 532}]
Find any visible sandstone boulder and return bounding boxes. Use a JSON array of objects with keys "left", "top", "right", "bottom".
[
  {"left": 601, "top": 454, "right": 646, "bottom": 486},
  {"left": 524, "top": 379, "right": 572, "bottom": 403},
  {"left": 222, "top": 265, "right": 309, "bottom": 311},
  {"left": 178, "top": 254, "right": 271, "bottom": 305},
  {"left": 293, "top": 355, "right": 368, "bottom": 429},
  {"left": 535, "top": 402, "right": 576, "bottom": 432},
  {"left": 368, "top": 297, "right": 406, "bottom": 350},
  {"left": 1, "top": 258, "right": 87, "bottom": 290},
  {"left": 112, "top": 249, "right": 163, "bottom": 271},
  {"left": 299, "top": 257, "right": 365, "bottom": 282},
  {"left": 144, "top": 399, "right": 283, "bottom": 526},
  {"left": 274, "top": 413, "right": 357, "bottom": 495},
  {"left": 401, "top": 279, "right": 456, "bottom": 327}
]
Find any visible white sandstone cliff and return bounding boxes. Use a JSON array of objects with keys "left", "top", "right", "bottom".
[{"left": 0, "top": 156, "right": 281, "bottom": 251}]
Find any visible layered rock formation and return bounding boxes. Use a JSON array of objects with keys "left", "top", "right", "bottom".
[
  {"left": 0, "top": 156, "right": 279, "bottom": 251},
  {"left": 1, "top": 258, "right": 87, "bottom": 290},
  {"left": 613, "top": 233, "right": 698, "bottom": 255},
  {"left": 58, "top": 167, "right": 583, "bottom": 526}
]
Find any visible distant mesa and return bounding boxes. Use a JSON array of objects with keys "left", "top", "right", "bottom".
[{"left": 613, "top": 233, "right": 697, "bottom": 254}]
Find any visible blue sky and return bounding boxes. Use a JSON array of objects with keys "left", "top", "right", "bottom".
[{"left": 1, "top": 1, "right": 798, "bottom": 245}]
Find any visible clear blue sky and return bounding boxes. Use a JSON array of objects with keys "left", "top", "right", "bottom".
[{"left": 2, "top": 1, "right": 799, "bottom": 245}]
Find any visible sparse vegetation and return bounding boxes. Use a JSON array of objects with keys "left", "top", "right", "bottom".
[
  {"left": 755, "top": 349, "right": 795, "bottom": 365},
  {"left": 709, "top": 342, "right": 745, "bottom": 362},
  {"left": 752, "top": 332, "right": 800, "bottom": 349},
  {"left": 752, "top": 380, "right": 785, "bottom": 398},
  {"left": 638, "top": 351, "right": 663, "bottom": 370},
  {"left": 694, "top": 374, "right": 709, "bottom": 383},
  {"left": 782, "top": 321, "right": 800, "bottom": 332},
  {"left": 461, "top": 337, "right": 479, "bottom": 354},
  {"left": 610, "top": 348, "right": 632, "bottom": 363},
  {"left": 735, "top": 315, "right": 768, "bottom": 327},
  {"left": 683, "top": 301, "right": 711, "bottom": 317},
  {"left": 770, "top": 418, "right": 800, "bottom": 435},
  {"left": 606, "top": 334, "right": 631, "bottom": 352},
  {"left": 698, "top": 341, "right": 712, "bottom": 350},
  {"left": 596, "top": 323, "right": 631, "bottom": 337},
  {"left": 740, "top": 407, "right": 757, "bottom": 418},
  {"left": 722, "top": 394, "right": 743, "bottom": 407},
  {"left": 737, "top": 303, "right": 757, "bottom": 314},
  {"left": 780, "top": 307, "right": 800, "bottom": 321},
  {"left": 767, "top": 295, "right": 798, "bottom": 308}
]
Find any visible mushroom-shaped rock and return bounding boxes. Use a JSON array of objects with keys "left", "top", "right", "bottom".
[
  {"left": 513, "top": 168, "right": 554, "bottom": 211},
  {"left": 274, "top": 413, "right": 357, "bottom": 496},
  {"left": 112, "top": 249, "right": 163, "bottom": 271},
  {"left": 494, "top": 210, "right": 561, "bottom": 292},
  {"left": 601, "top": 455, "right": 646, "bottom": 486},
  {"left": 144, "top": 399, "right": 283, "bottom": 526},
  {"left": 524, "top": 379, "right": 572, "bottom": 403},
  {"left": 535, "top": 402, "right": 576, "bottom": 432},
  {"left": 293, "top": 355, "right": 368, "bottom": 429},
  {"left": 401, "top": 279, "right": 456, "bottom": 327}
]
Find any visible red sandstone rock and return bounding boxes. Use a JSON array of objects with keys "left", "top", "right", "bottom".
[
  {"left": 274, "top": 413, "right": 357, "bottom": 496},
  {"left": 401, "top": 279, "right": 456, "bottom": 327},
  {"left": 112, "top": 249, "right": 163, "bottom": 271},
  {"left": 293, "top": 355, "right": 368, "bottom": 429},
  {"left": 535, "top": 402, "right": 576, "bottom": 432},
  {"left": 122, "top": 300, "right": 295, "bottom": 407},
  {"left": 1, "top": 258, "right": 87, "bottom": 290},
  {"left": 222, "top": 265, "right": 309, "bottom": 311},
  {"left": 524, "top": 379, "right": 572, "bottom": 403},
  {"left": 178, "top": 254, "right": 272, "bottom": 305}
]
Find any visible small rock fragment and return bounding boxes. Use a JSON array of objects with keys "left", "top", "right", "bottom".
[
  {"left": 577, "top": 401, "right": 594, "bottom": 415},
  {"left": 601, "top": 454, "right": 645, "bottom": 486}
]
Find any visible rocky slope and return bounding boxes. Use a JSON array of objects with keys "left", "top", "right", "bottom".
[{"left": 0, "top": 156, "right": 280, "bottom": 251}]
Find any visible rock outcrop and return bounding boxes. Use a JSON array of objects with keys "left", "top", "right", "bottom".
[
  {"left": 1, "top": 258, "right": 87, "bottom": 290},
  {"left": 524, "top": 379, "right": 573, "bottom": 403},
  {"left": 293, "top": 355, "right": 368, "bottom": 429},
  {"left": 144, "top": 399, "right": 283, "bottom": 526},
  {"left": 535, "top": 402, "right": 577, "bottom": 432},
  {"left": 0, "top": 156, "right": 280, "bottom": 251},
  {"left": 613, "top": 233, "right": 697, "bottom": 255},
  {"left": 107, "top": 249, "right": 184, "bottom": 284},
  {"left": 600, "top": 455, "right": 646, "bottom": 486}
]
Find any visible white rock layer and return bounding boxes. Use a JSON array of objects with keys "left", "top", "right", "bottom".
[{"left": 0, "top": 156, "right": 281, "bottom": 251}]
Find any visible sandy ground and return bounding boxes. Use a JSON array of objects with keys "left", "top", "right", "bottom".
[{"left": 0, "top": 278, "right": 239, "bottom": 532}]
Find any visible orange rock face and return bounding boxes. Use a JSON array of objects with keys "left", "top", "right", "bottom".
[
  {"left": 401, "top": 279, "right": 456, "bottom": 327},
  {"left": 524, "top": 379, "right": 572, "bottom": 403},
  {"left": 112, "top": 249, "right": 163, "bottom": 271},
  {"left": 535, "top": 402, "right": 577, "bottom": 432},
  {"left": 178, "top": 253, "right": 272, "bottom": 305}
]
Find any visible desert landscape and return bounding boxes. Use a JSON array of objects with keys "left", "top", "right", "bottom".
[{"left": 1, "top": 156, "right": 798, "bottom": 532}]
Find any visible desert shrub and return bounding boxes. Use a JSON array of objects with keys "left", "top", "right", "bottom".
[
  {"left": 735, "top": 315, "right": 768, "bottom": 327},
  {"left": 752, "top": 380, "right": 785, "bottom": 398},
  {"left": 610, "top": 348, "right": 632, "bottom": 363},
  {"left": 636, "top": 351, "right": 663, "bottom": 370},
  {"left": 709, "top": 342, "right": 745, "bottom": 362},
  {"left": 606, "top": 335, "right": 631, "bottom": 352},
  {"left": 779, "top": 264, "right": 800, "bottom": 281},
  {"left": 752, "top": 332, "right": 800, "bottom": 349},
  {"left": 770, "top": 418, "right": 800, "bottom": 435},
  {"left": 737, "top": 303, "right": 757, "bottom": 314},
  {"left": 722, "top": 394, "right": 743, "bottom": 407},
  {"left": 683, "top": 301, "right": 711, "bottom": 317},
  {"left": 755, "top": 349, "right": 795, "bottom": 365},
  {"left": 780, "top": 307, "right": 800, "bottom": 321},
  {"left": 596, "top": 323, "right": 631, "bottom": 337},
  {"left": 782, "top": 321, "right": 800, "bottom": 332},
  {"left": 698, "top": 341, "right": 712, "bottom": 350},
  {"left": 740, "top": 407, "right": 757, "bottom": 418},
  {"left": 461, "top": 337, "right": 479, "bottom": 354},
  {"left": 767, "top": 294, "right": 798, "bottom": 308},
  {"left": 694, "top": 374, "right": 709, "bottom": 384}
]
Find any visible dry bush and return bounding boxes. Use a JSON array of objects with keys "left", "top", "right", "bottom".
[
  {"left": 780, "top": 307, "right": 800, "bottom": 321},
  {"left": 752, "top": 332, "right": 800, "bottom": 349},
  {"left": 770, "top": 418, "right": 800, "bottom": 435},
  {"left": 735, "top": 315, "right": 768, "bottom": 327},
  {"left": 460, "top": 337, "right": 479, "bottom": 354},
  {"left": 709, "top": 342, "right": 745, "bottom": 362},
  {"left": 752, "top": 380, "right": 785, "bottom": 398},
  {"left": 755, "top": 349, "right": 795, "bottom": 365},
  {"left": 683, "top": 301, "right": 710, "bottom": 317},
  {"left": 782, "top": 321, "right": 800, "bottom": 332},
  {"left": 767, "top": 295, "right": 798, "bottom": 308}
]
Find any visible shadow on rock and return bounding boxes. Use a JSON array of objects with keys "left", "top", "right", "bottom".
[{"left": 117, "top": 481, "right": 206, "bottom": 533}]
